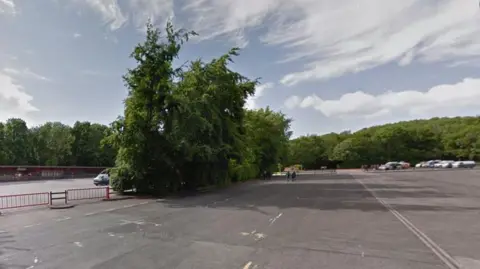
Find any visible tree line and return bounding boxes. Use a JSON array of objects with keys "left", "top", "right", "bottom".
[
  {"left": 287, "top": 116, "right": 480, "bottom": 169},
  {"left": 0, "top": 119, "right": 116, "bottom": 167},
  {"left": 2, "top": 22, "right": 479, "bottom": 195}
]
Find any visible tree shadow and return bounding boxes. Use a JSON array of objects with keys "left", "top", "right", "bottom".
[{"left": 159, "top": 174, "right": 479, "bottom": 213}]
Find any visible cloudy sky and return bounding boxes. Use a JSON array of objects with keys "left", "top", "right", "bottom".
[{"left": 2, "top": 0, "right": 480, "bottom": 137}]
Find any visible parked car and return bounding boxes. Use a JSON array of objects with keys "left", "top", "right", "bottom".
[
  {"left": 93, "top": 169, "right": 110, "bottom": 186},
  {"left": 439, "top": 160, "right": 454, "bottom": 168},
  {"left": 379, "top": 162, "right": 403, "bottom": 170},
  {"left": 453, "top": 160, "right": 476, "bottom": 168},
  {"left": 399, "top": 161, "right": 410, "bottom": 169},
  {"left": 415, "top": 162, "right": 425, "bottom": 168},
  {"left": 425, "top": 160, "right": 441, "bottom": 168}
]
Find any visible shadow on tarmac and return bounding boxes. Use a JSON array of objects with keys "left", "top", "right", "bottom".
[
  {"left": 159, "top": 174, "right": 480, "bottom": 213},
  {"left": 0, "top": 230, "right": 28, "bottom": 269}
]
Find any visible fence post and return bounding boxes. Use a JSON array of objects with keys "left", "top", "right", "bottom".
[
  {"left": 106, "top": 186, "right": 110, "bottom": 200},
  {"left": 49, "top": 191, "right": 53, "bottom": 205},
  {"left": 64, "top": 190, "right": 68, "bottom": 204}
]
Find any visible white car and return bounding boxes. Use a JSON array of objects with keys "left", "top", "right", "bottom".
[
  {"left": 433, "top": 162, "right": 443, "bottom": 168},
  {"left": 436, "top": 160, "right": 454, "bottom": 168},
  {"left": 453, "top": 160, "right": 476, "bottom": 168}
]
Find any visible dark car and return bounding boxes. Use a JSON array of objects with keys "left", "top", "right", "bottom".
[{"left": 93, "top": 172, "right": 110, "bottom": 186}]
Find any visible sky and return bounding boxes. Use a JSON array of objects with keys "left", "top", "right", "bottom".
[{"left": 2, "top": 0, "right": 480, "bottom": 137}]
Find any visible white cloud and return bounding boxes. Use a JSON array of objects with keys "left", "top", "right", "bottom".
[
  {"left": 84, "top": 0, "right": 128, "bottom": 30},
  {"left": 73, "top": 33, "right": 82, "bottom": 38},
  {"left": 245, "top": 82, "right": 274, "bottom": 110},
  {"left": 80, "top": 0, "right": 173, "bottom": 31},
  {"left": 0, "top": 71, "right": 38, "bottom": 123},
  {"left": 181, "top": 0, "right": 279, "bottom": 48},
  {"left": 284, "top": 95, "right": 301, "bottom": 110},
  {"left": 148, "top": 0, "right": 480, "bottom": 86},
  {"left": 268, "top": 0, "right": 480, "bottom": 86},
  {"left": 285, "top": 77, "right": 480, "bottom": 120},
  {"left": 0, "top": 0, "right": 15, "bottom": 14},
  {"left": 3, "top": 68, "right": 52, "bottom": 82},
  {"left": 128, "top": 0, "right": 174, "bottom": 31}
]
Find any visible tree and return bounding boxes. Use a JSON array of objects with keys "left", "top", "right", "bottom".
[
  {"left": 107, "top": 21, "right": 196, "bottom": 194},
  {"left": 106, "top": 21, "right": 291, "bottom": 194},
  {"left": 3, "top": 118, "right": 30, "bottom": 165},
  {"left": 244, "top": 107, "right": 292, "bottom": 174}
]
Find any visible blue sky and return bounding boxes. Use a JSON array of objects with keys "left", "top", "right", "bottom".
[{"left": 2, "top": 0, "right": 480, "bottom": 137}]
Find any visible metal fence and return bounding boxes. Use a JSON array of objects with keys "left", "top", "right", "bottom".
[
  {"left": 0, "top": 187, "right": 113, "bottom": 211},
  {"left": 66, "top": 187, "right": 110, "bottom": 201},
  {"left": 0, "top": 192, "right": 50, "bottom": 209}
]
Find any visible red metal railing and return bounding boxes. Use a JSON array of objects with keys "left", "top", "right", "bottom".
[
  {"left": 66, "top": 187, "right": 110, "bottom": 201},
  {"left": 0, "top": 192, "right": 50, "bottom": 209}
]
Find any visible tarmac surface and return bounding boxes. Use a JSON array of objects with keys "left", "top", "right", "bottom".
[
  {"left": 0, "top": 170, "right": 479, "bottom": 269},
  {"left": 0, "top": 178, "right": 93, "bottom": 196}
]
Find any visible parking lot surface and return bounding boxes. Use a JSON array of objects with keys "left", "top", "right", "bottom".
[
  {"left": 0, "top": 171, "right": 479, "bottom": 269},
  {"left": 0, "top": 178, "right": 94, "bottom": 196}
]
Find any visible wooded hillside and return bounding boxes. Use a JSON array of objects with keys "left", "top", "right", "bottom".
[{"left": 288, "top": 116, "right": 480, "bottom": 169}]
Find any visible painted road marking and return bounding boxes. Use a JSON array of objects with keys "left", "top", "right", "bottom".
[
  {"left": 84, "top": 201, "right": 151, "bottom": 216},
  {"left": 24, "top": 223, "right": 42, "bottom": 228},
  {"left": 206, "top": 197, "right": 231, "bottom": 208},
  {"left": 55, "top": 217, "right": 71, "bottom": 222},
  {"left": 84, "top": 212, "right": 97, "bottom": 216},
  {"left": 242, "top": 261, "right": 252, "bottom": 269},
  {"left": 356, "top": 178, "right": 461, "bottom": 269},
  {"left": 269, "top": 212, "right": 283, "bottom": 226},
  {"left": 254, "top": 233, "right": 267, "bottom": 241}
]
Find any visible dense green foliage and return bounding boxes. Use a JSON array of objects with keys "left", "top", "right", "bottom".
[
  {"left": 0, "top": 118, "right": 115, "bottom": 167},
  {"left": 3, "top": 22, "right": 479, "bottom": 193},
  {"left": 288, "top": 116, "right": 480, "bottom": 169},
  {"left": 104, "top": 22, "right": 292, "bottom": 194}
]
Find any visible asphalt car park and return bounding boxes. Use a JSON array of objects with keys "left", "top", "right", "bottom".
[
  {"left": 1, "top": 170, "right": 479, "bottom": 269},
  {"left": 357, "top": 169, "right": 480, "bottom": 268}
]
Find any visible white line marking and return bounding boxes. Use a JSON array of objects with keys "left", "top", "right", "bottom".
[
  {"left": 269, "top": 212, "right": 283, "bottom": 226},
  {"left": 356, "top": 178, "right": 460, "bottom": 269},
  {"left": 254, "top": 233, "right": 267, "bottom": 240},
  {"left": 24, "top": 223, "right": 42, "bottom": 228},
  {"left": 84, "top": 202, "right": 150, "bottom": 217},
  {"left": 242, "top": 261, "right": 252, "bottom": 269},
  {"left": 55, "top": 217, "right": 71, "bottom": 222},
  {"left": 74, "top": 242, "right": 83, "bottom": 247},
  {"left": 84, "top": 212, "right": 97, "bottom": 216}
]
